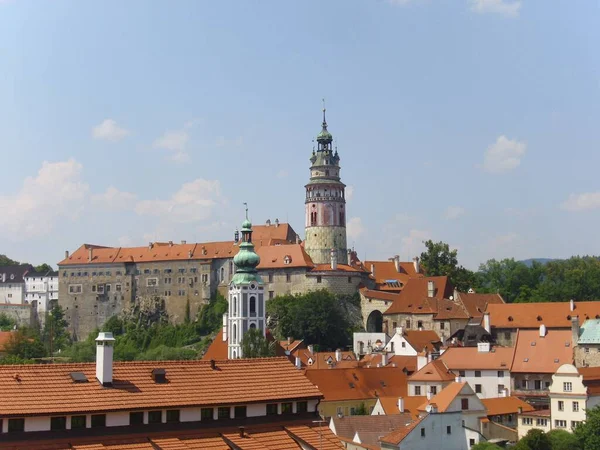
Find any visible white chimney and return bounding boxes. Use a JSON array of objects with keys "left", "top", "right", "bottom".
[
  {"left": 483, "top": 312, "right": 491, "bottom": 333},
  {"left": 427, "top": 352, "right": 432, "bottom": 363},
  {"left": 426, "top": 391, "right": 433, "bottom": 400},
  {"left": 335, "top": 348, "right": 342, "bottom": 362},
  {"left": 308, "top": 344, "right": 314, "bottom": 355},
  {"left": 397, "top": 397, "right": 405, "bottom": 413},
  {"left": 295, "top": 356, "right": 302, "bottom": 369},
  {"left": 417, "top": 354, "right": 427, "bottom": 371},
  {"left": 396, "top": 326, "right": 403, "bottom": 336},
  {"left": 539, "top": 324, "right": 547, "bottom": 338},
  {"left": 96, "top": 332, "right": 116, "bottom": 386},
  {"left": 394, "top": 255, "right": 400, "bottom": 273},
  {"left": 330, "top": 248, "right": 338, "bottom": 271},
  {"left": 168, "top": 240, "right": 173, "bottom": 247},
  {"left": 266, "top": 219, "right": 271, "bottom": 226},
  {"left": 222, "top": 313, "right": 228, "bottom": 341},
  {"left": 88, "top": 248, "right": 93, "bottom": 262},
  {"left": 381, "top": 352, "right": 388, "bottom": 366},
  {"left": 455, "top": 376, "right": 461, "bottom": 383},
  {"left": 570, "top": 299, "right": 575, "bottom": 311},
  {"left": 477, "top": 342, "right": 491, "bottom": 353},
  {"left": 275, "top": 218, "right": 279, "bottom": 227},
  {"left": 181, "top": 240, "right": 186, "bottom": 245},
  {"left": 370, "top": 264, "right": 375, "bottom": 277},
  {"left": 427, "top": 280, "right": 435, "bottom": 298},
  {"left": 413, "top": 256, "right": 420, "bottom": 274},
  {"left": 453, "top": 288, "right": 459, "bottom": 302}
]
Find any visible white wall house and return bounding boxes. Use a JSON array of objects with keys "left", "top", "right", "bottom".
[
  {"left": 24, "top": 271, "right": 59, "bottom": 318},
  {"left": 0, "top": 265, "right": 33, "bottom": 305},
  {"left": 549, "top": 364, "right": 587, "bottom": 433}
]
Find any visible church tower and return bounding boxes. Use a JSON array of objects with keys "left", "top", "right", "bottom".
[
  {"left": 227, "top": 210, "right": 265, "bottom": 359},
  {"left": 304, "top": 105, "right": 348, "bottom": 265}
]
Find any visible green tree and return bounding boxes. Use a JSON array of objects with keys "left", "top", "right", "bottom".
[
  {"left": 41, "top": 305, "right": 70, "bottom": 354},
  {"left": 196, "top": 293, "right": 228, "bottom": 335},
  {"left": 353, "top": 403, "right": 368, "bottom": 415},
  {"left": 419, "top": 240, "right": 475, "bottom": 291},
  {"left": 34, "top": 263, "right": 53, "bottom": 273},
  {"left": 267, "top": 290, "right": 353, "bottom": 350},
  {"left": 514, "top": 429, "right": 551, "bottom": 450},
  {"left": 471, "top": 443, "right": 502, "bottom": 450},
  {"left": 240, "top": 328, "right": 275, "bottom": 358},
  {"left": 532, "top": 257, "right": 600, "bottom": 303},
  {"left": 475, "top": 258, "right": 543, "bottom": 303},
  {"left": 0, "top": 313, "right": 16, "bottom": 331},
  {"left": 546, "top": 429, "right": 582, "bottom": 450},
  {"left": 4, "top": 330, "right": 45, "bottom": 360},
  {"left": 574, "top": 405, "right": 600, "bottom": 450},
  {"left": 0, "top": 254, "right": 19, "bottom": 266}
]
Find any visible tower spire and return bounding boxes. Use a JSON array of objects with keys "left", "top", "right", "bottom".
[
  {"left": 322, "top": 98, "right": 327, "bottom": 128},
  {"left": 243, "top": 202, "right": 248, "bottom": 220}
]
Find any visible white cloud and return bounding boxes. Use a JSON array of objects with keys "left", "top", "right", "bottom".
[
  {"left": 345, "top": 186, "right": 354, "bottom": 201},
  {"left": 444, "top": 206, "right": 465, "bottom": 220},
  {"left": 135, "top": 179, "right": 223, "bottom": 223},
  {"left": 483, "top": 135, "right": 526, "bottom": 173},
  {"left": 401, "top": 229, "right": 432, "bottom": 258},
  {"left": 92, "top": 119, "right": 130, "bottom": 142},
  {"left": 347, "top": 217, "right": 365, "bottom": 240},
  {"left": 470, "top": 0, "right": 521, "bottom": 17},
  {"left": 561, "top": 192, "right": 600, "bottom": 212},
  {"left": 91, "top": 186, "right": 137, "bottom": 211},
  {"left": 0, "top": 159, "right": 88, "bottom": 237},
  {"left": 153, "top": 130, "right": 190, "bottom": 162},
  {"left": 277, "top": 170, "right": 289, "bottom": 179}
]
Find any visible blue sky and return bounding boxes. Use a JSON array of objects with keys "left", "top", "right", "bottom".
[{"left": 1, "top": 0, "right": 599, "bottom": 270}]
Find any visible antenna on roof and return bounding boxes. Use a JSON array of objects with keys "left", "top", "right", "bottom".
[{"left": 243, "top": 202, "right": 248, "bottom": 220}]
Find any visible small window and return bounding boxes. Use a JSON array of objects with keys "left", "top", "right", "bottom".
[
  {"left": 475, "top": 384, "right": 482, "bottom": 393},
  {"left": 234, "top": 406, "right": 247, "bottom": 418},
  {"left": 417, "top": 320, "right": 423, "bottom": 328},
  {"left": 286, "top": 273, "right": 291, "bottom": 283},
  {"left": 440, "top": 321, "right": 445, "bottom": 330},
  {"left": 71, "top": 415, "right": 87, "bottom": 429},
  {"left": 91, "top": 414, "right": 106, "bottom": 428},
  {"left": 498, "top": 370, "right": 504, "bottom": 377},
  {"left": 573, "top": 401, "right": 579, "bottom": 412},
  {"left": 558, "top": 401, "right": 564, "bottom": 411},
  {"left": 420, "top": 427, "right": 425, "bottom": 437},
  {"left": 504, "top": 332, "right": 511, "bottom": 340},
  {"left": 201, "top": 408, "right": 213, "bottom": 421},
  {"left": 130, "top": 411, "right": 144, "bottom": 425},
  {"left": 316, "top": 276, "right": 322, "bottom": 283},
  {"left": 446, "top": 425, "right": 451, "bottom": 434},
  {"left": 281, "top": 402, "right": 293, "bottom": 414},
  {"left": 459, "top": 370, "right": 466, "bottom": 377},
  {"left": 269, "top": 291, "right": 274, "bottom": 300},
  {"left": 268, "top": 273, "right": 274, "bottom": 283},
  {"left": 266, "top": 403, "right": 278, "bottom": 415},
  {"left": 218, "top": 407, "right": 230, "bottom": 419},
  {"left": 51, "top": 416, "right": 67, "bottom": 431},
  {"left": 564, "top": 382, "right": 572, "bottom": 392},
  {"left": 166, "top": 410, "right": 180, "bottom": 423},
  {"left": 415, "top": 386, "right": 421, "bottom": 395},
  {"left": 430, "top": 386, "right": 437, "bottom": 395},
  {"left": 498, "top": 384, "right": 505, "bottom": 394},
  {"left": 461, "top": 399, "right": 469, "bottom": 410},
  {"left": 297, "top": 401, "right": 308, "bottom": 413},
  {"left": 148, "top": 410, "right": 162, "bottom": 424},
  {"left": 475, "top": 371, "right": 481, "bottom": 377},
  {"left": 8, "top": 418, "right": 25, "bottom": 433}
]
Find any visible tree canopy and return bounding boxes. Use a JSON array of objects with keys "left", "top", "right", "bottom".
[
  {"left": 546, "top": 429, "right": 582, "bottom": 450},
  {"left": 419, "top": 240, "right": 475, "bottom": 291},
  {"left": 574, "top": 405, "right": 600, "bottom": 450},
  {"left": 471, "top": 443, "right": 502, "bottom": 450},
  {"left": 240, "top": 328, "right": 275, "bottom": 358},
  {"left": 514, "top": 429, "right": 552, "bottom": 450}
]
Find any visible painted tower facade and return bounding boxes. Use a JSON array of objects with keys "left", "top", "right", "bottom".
[
  {"left": 304, "top": 108, "right": 348, "bottom": 265},
  {"left": 227, "top": 215, "right": 266, "bottom": 359}
]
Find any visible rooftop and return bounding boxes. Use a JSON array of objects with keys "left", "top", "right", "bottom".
[
  {"left": 363, "top": 259, "right": 423, "bottom": 291},
  {"left": 458, "top": 292, "right": 505, "bottom": 318},
  {"left": 402, "top": 329, "right": 442, "bottom": 353},
  {"left": 481, "top": 396, "right": 535, "bottom": 416},
  {"left": 511, "top": 329, "right": 573, "bottom": 373},
  {"left": 417, "top": 381, "right": 468, "bottom": 413},
  {"left": 486, "top": 301, "right": 600, "bottom": 329},
  {"left": 0, "top": 358, "right": 322, "bottom": 417},
  {"left": 408, "top": 359, "right": 455, "bottom": 382},
  {"left": 578, "top": 319, "right": 600, "bottom": 344},
  {"left": 439, "top": 346, "right": 515, "bottom": 370},
  {"left": 330, "top": 414, "right": 412, "bottom": 447}
]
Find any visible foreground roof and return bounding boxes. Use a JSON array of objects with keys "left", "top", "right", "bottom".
[
  {"left": 439, "top": 346, "right": 515, "bottom": 370},
  {"left": 486, "top": 301, "right": 600, "bottom": 329},
  {"left": 331, "top": 414, "right": 412, "bottom": 447},
  {"left": 481, "top": 396, "right": 535, "bottom": 416},
  {"left": 376, "top": 396, "right": 426, "bottom": 418},
  {"left": 511, "top": 329, "right": 573, "bottom": 373},
  {"left": 0, "top": 358, "right": 322, "bottom": 416},
  {"left": 256, "top": 244, "right": 314, "bottom": 269},
  {"left": 379, "top": 416, "right": 425, "bottom": 445}
]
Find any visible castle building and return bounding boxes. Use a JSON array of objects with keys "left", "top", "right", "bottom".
[
  {"left": 304, "top": 107, "right": 348, "bottom": 265},
  {"left": 226, "top": 215, "right": 266, "bottom": 359}
]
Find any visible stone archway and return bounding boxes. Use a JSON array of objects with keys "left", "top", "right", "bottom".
[{"left": 366, "top": 310, "right": 383, "bottom": 333}]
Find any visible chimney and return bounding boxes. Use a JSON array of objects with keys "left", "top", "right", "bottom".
[
  {"left": 427, "top": 280, "right": 435, "bottom": 298},
  {"left": 266, "top": 219, "right": 271, "bottom": 226},
  {"left": 168, "top": 240, "right": 173, "bottom": 247},
  {"left": 148, "top": 242, "right": 153, "bottom": 250},
  {"left": 181, "top": 240, "right": 186, "bottom": 245},
  {"left": 288, "top": 336, "right": 293, "bottom": 345},
  {"left": 188, "top": 250, "right": 193, "bottom": 258},
  {"left": 335, "top": 348, "right": 342, "bottom": 362},
  {"left": 413, "top": 256, "right": 420, "bottom": 274},
  {"left": 570, "top": 299, "right": 575, "bottom": 311},
  {"left": 483, "top": 312, "right": 491, "bottom": 333},
  {"left": 210, "top": 359, "right": 216, "bottom": 370},
  {"left": 426, "top": 391, "right": 433, "bottom": 400},
  {"left": 518, "top": 406, "right": 523, "bottom": 415},
  {"left": 427, "top": 352, "right": 432, "bottom": 363},
  {"left": 453, "top": 288, "right": 459, "bottom": 302},
  {"left": 397, "top": 397, "right": 405, "bottom": 413},
  {"left": 477, "top": 342, "right": 490, "bottom": 353},
  {"left": 95, "top": 332, "right": 116, "bottom": 386},
  {"left": 222, "top": 313, "right": 228, "bottom": 341},
  {"left": 572, "top": 316, "right": 580, "bottom": 347},
  {"left": 381, "top": 352, "right": 388, "bottom": 366},
  {"left": 394, "top": 255, "right": 400, "bottom": 273},
  {"left": 330, "top": 248, "right": 338, "bottom": 270},
  {"left": 239, "top": 426, "right": 245, "bottom": 438},
  {"left": 88, "top": 248, "right": 93, "bottom": 262},
  {"left": 539, "top": 324, "right": 547, "bottom": 338},
  {"left": 370, "top": 264, "right": 375, "bottom": 277},
  {"left": 308, "top": 345, "right": 314, "bottom": 355},
  {"left": 65, "top": 250, "right": 70, "bottom": 259},
  {"left": 275, "top": 218, "right": 279, "bottom": 227},
  {"left": 295, "top": 356, "right": 302, "bottom": 369}
]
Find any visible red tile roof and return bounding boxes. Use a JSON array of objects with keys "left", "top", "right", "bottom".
[
  {"left": 256, "top": 244, "right": 313, "bottom": 269},
  {"left": 403, "top": 330, "right": 442, "bottom": 353},
  {"left": 511, "top": 329, "right": 573, "bottom": 373},
  {"left": 358, "top": 355, "right": 417, "bottom": 373},
  {"left": 359, "top": 288, "right": 399, "bottom": 303},
  {"left": 310, "top": 264, "right": 366, "bottom": 273},
  {"left": 417, "top": 381, "right": 467, "bottom": 413},
  {"left": 379, "top": 416, "right": 425, "bottom": 445},
  {"left": 458, "top": 292, "right": 505, "bottom": 318},
  {"left": 408, "top": 359, "right": 455, "bottom": 382},
  {"left": 439, "top": 346, "right": 515, "bottom": 370},
  {"left": 201, "top": 329, "right": 228, "bottom": 361},
  {"left": 0, "top": 358, "right": 322, "bottom": 416},
  {"left": 297, "top": 350, "right": 357, "bottom": 370},
  {"left": 330, "top": 414, "right": 413, "bottom": 447},
  {"left": 377, "top": 396, "right": 426, "bottom": 418},
  {"left": 486, "top": 301, "right": 600, "bottom": 329},
  {"left": 481, "top": 396, "right": 535, "bottom": 416},
  {"left": 363, "top": 260, "right": 424, "bottom": 291},
  {"left": 304, "top": 367, "right": 408, "bottom": 402}
]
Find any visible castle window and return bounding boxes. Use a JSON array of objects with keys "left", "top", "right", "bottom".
[
  {"left": 233, "top": 324, "right": 237, "bottom": 343},
  {"left": 250, "top": 296, "right": 256, "bottom": 317},
  {"left": 317, "top": 276, "right": 322, "bottom": 283},
  {"left": 220, "top": 268, "right": 225, "bottom": 283},
  {"left": 339, "top": 211, "right": 345, "bottom": 225},
  {"left": 286, "top": 273, "right": 291, "bottom": 282},
  {"left": 233, "top": 296, "right": 237, "bottom": 315}
]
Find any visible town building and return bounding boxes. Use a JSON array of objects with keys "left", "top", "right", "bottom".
[
  {"left": 0, "top": 264, "right": 33, "bottom": 305},
  {"left": 573, "top": 318, "right": 600, "bottom": 367},
  {"left": 407, "top": 359, "right": 455, "bottom": 397},
  {"left": 24, "top": 270, "right": 58, "bottom": 325},
  {"left": 480, "top": 396, "right": 534, "bottom": 442},
  {"left": 371, "top": 395, "right": 426, "bottom": 418},
  {"left": 364, "top": 256, "right": 423, "bottom": 293},
  {"left": 329, "top": 414, "right": 412, "bottom": 450}
]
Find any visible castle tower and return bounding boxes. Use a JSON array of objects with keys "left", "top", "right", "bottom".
[
  {"left": 227, "top": 209, "right": 265, "bottom": 359},
  {"left": 304, "top": 105, "right": 348, "bottom": 265}
]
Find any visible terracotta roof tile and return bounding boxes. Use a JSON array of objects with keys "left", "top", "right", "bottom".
[
  {"left": 0, "top": 358, "right": 322, "bottom": 416},
  {"left": 379, "top": 415, "right": 425, "bottom": 445},
  {"left": 511, "top": 329, "right": 573, "bottom": 373},
  {"left": 417, "top": 381, "right": 466, "bottom": 412},
  {"left": 358, "top": 355, "right": 417, "bottom": 373},
  {"left": 364, "top": 260, "right": 423, "bottom": 286},
  {"left": 459, "top": 292, "right": 505, "bottom": 318},
  {"left": 439, "top": 346, "right": 515, "bottom": 370},
  {"left": 298, "top": 351, "right": 357, "bottom": 370},
  {"left": 377, "top": 396, "right": 426, "bottom": 418},
  {"left": 403, "top": 330, "right": 442, "bottom": 353},
  {"left": 359, "top": 288, "right": 399, "bottom": 303},
  {"left": 486, "top": 301, "right": 600, "bottom": 329},
  {"left": 256, "top": 244, "right": 313, "bottom": 269},
  {"left": 408, "top": 359, "right": 455, "bottom": 382},
  {"left": 310, "top": 264, "right": 366, "bottom": 273},
  {"left": 201, "top": 329, "right": 228, "bottom": 361},
  {"left": 331, "top": 414, "right": 413, "bottom": 446},
  {"left": 304, "top": 367, "right": 408, "bottom": 402},
  {"left": 481, "top": 396, "right": 535, "bottom": 416}
]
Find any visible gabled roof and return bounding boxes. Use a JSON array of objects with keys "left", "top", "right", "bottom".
[
  {"left": 331, "top": 414, "right": 413, "bottom": 447},
  {"left": 359, "top": 288, "right": 399, "bottom": 303},
  {"left": 280, "top": 338, "right": 305, "bottom": 354},
  {"left": 481, "top": 396, "right": 535, "bottom": 416},
  {"left": 511, "top": 329, "right": 573, "bottom": 373},
  {"left": 417, "top": 381, "right": 467, "bottom": 412},
  {"left": 364, "top": 259, "right": 424, "bottom": 291},
  {"left": 310, "top": 264, "right": 367, "bottom": 273},
  {"left": 486, "top": 301, "right": 600, "bottom": 329},
  {"left": 256, "top": 244, "right": 313, "bottom": 269},
  {"left": 379, "top": 415, "right": 425, "bottom": 445},
  {"left": 458, "top": 292, "right": 505, "bottom": 318},
  {"left": 358, "top": 355, "right": 417, "bottom": 373},
  {"left": 376, "top": 396, "right": 426, "bottom": 418},
  {"left": 439, "top": 346, "right": 515, "bottom": 370},
  {"left": 578, "top": 319, "right": 600, "bottom": 344},
  {"left": 297, "top": 350, "right": 357, "bottom": 369},
  {"left": 408, "top": 359, "right": 455, "bottom": 382},
  {"left": 201, "top": 329, "right": 228, "bottom": 360},
  {"left": 0, "top": 358, "right": 322, "bottom": 416},
  {"left": 403, "top": 330, "right": 442, "bottom": 353},
  {"left": 304, "top": 367, "right": 408, "bottom": 402},
  {"left": 0, "top": 264, "right": 34, "bottom": 284}
]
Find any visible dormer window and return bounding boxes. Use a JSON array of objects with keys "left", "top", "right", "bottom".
[{"left": 284, "top": 255, "right": 292, "bottom": 265}]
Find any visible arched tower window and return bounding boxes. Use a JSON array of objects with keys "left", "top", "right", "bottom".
[
  {"left": 233, "top": 296, "right": 237, "bottom": 315},
  {"left": 250, "top": 296, "right": 256, "bottom": 317},
  {"left": 250, "top": 323, "right": 256, "bottom": 329},
  {"left": 233, "top": 323, "right": 237, "bottom": 343},
  {"left": 220, "top": 267, "right": 225, "bottom": 282},
  {"left": 339, "top": 211, "right": 345, "bottom": 226}
]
